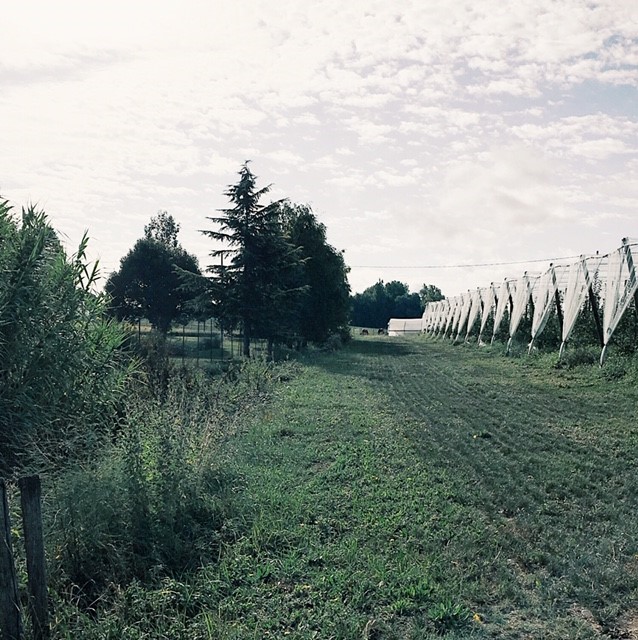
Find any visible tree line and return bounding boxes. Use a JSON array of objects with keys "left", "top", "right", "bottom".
[
  {"left": 350, "top": 280, "right": 444, "bottom": 330},
  {"left": 105, "top": 162, "right": 445, "bottom": 348},
  {"left": 106, "top": 163, "right": 351, "bottom": 356}
]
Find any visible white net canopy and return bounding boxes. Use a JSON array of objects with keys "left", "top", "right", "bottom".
[
  {"left": 454, "top": 292, "right": 472, "bottom": 342},
  {"left": 448, "top": 296, "right": 463, "bottom": 339},
  {"left": 478, "top": 284, "right": 497, "bottom": 343},
  {"left": 507, "top": 273, "right": 537, "bottom": 350},
  {"left": 434, "top": 299, "right": 449, "bottom": 334},
  {"left": 418, "top": 237, "right": 638, "bottom": 361},
  {"left": 492, "top": 279, "right": 514, "bottom": 343},
  {"left": 561, "top": 255, "right": 601, "bottom": 347},
  {"left": 530, "top": 268, "right": 555, "bottom": 342},
  {"left": 530, "top": 265, "right": 569, "bottom": 347},
  {"left": 464, "top": 288, "right": 482, "bottom": 342},
  {"left": 440, "top": 297, "right": 456, "bottom": 336},
  {"left": 438, "top": 302, "right": 448, "bottom": 334},
  {"left": 602, "top": 239, "right": 638, "bottom": 350}
]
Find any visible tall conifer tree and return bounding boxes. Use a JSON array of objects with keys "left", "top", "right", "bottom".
[{"left": 202, "top": 163, "right": 303, "bottom": 357}]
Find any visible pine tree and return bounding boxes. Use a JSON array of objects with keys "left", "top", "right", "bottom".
[{"left": 202, "top": 163, "right": 303, "bottom": 357}]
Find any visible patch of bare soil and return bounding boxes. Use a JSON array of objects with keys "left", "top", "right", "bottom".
[
  {"left": 615, "top": 611, "right": 638, "bottom": 639},
  {"left": 569, "top": 603, "right": 603, "bottom": 634}
]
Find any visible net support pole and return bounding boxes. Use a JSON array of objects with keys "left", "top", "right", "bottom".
[
  {"left": 621, "top": 238, "right": 638, "bottom": 326},
  {"left": 588, "top": 286, "right": 604, "bottom": 348}
]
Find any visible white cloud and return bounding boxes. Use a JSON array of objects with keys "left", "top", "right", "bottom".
[
  {"left": 432, "top": 145, "right": 576, "bottom": 238},
  {"left": 264, "top": 150, "right": 305, "bottom": 165},
  {"left": 368, "top": 170, "right": 418, "bottom": 188},
  {"left": 571, "top": 138, "right": 630, "bottom": 160},
  {"left": 342, "top": 117, "right": 394, "bottom": 144},
  {"left": 292, "top": 113, "right": 321, "bottom": 126},
  {"left": 1, "top": 0, "right": 637, "bottom": 298}
]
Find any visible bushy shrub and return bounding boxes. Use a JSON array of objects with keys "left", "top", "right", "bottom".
[
  {"left": 337, "top": 325, "right": 352, "bottom": 344},
  {"left": 558, "top": 345, "right": 599, "bottom": 369},
  {"left": 0, "top": 200, "right": 136, "bottom": 474},
  {"left": 323, "top": 333, "right": 344, "bottom": 352}
]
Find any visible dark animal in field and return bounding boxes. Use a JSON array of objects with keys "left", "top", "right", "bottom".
[{"left": 360, "top": 329, "right": 369, "bottom": 336}]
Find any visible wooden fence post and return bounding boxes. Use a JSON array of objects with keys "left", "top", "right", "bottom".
[
  {"left": 18, "top": 476, "right": 49, "bottom": 640},
  {"left": 0, "top": 479, "right": 22, "bottom": 640}
]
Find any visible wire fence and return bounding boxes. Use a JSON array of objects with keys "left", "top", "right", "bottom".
[{"left": 128, "top": 318, "right": 274, "bottom": 367}]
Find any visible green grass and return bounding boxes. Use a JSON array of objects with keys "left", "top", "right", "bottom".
[{"left": 50, "top": 336, "right": 638, "bottom": 638}]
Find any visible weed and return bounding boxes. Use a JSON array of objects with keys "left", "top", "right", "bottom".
[{"left": 427, "top": 599, "right": 472, "bottom": 634}]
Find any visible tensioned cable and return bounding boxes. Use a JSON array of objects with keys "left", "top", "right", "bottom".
[{"left": 350, "top": 254, "right": 586, "bottom": 269}]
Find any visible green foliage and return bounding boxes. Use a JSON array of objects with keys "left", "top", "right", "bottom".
[
  {"left": 106, "top": 212, "right": 202, "bottom": 334},
  {"left": 427, "top": 599, "right": 472, "bottom": 634},
  {"left": 47, "top": 361, "right": 282, "bottom": 607},
  {"left": 420, "top": 283, "right": 445, "bottom": 306},
  {"left": 607, "top": 300, "right": 638, "bottom": 356},
  {"left": 105, "top": 238, "right": 199, "bottom": 332},
  {"left": 203, "top": 163, "right": 304, "bottom": 356},
  {"left": 144, "top": 210, "right": 180, "bottom": 249},
  {"left": 0, "top": 199, "right": 135, "bottom": 474},
  {"left": 281, "top": 202, "right": 351, "bottom": 344},
  {"left": 351, "top": 279, "right": 424, "bottom": 328},
  {"left": 39, "top": 336, "right": 638, "bottom": 637},
  {"left": 558, "top": 344, "right": 600, "bottom": 368},
  {"left": 322, "top": 333, "right": 343, "bottom": 352}
]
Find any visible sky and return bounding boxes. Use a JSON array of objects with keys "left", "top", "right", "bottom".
[{"left": 1, "top": 0, "right": 637, "bottom": 297}]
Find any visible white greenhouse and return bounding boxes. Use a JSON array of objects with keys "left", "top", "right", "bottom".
[{"left": 387, "top": 318, "right": 424, "bottom": 336}]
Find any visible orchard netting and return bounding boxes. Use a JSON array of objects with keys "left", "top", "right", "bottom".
[{"left": 416, "top": 238, "right": 638, "bottom": 364}]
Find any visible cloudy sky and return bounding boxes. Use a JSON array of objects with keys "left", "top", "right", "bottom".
[{"left": 1, "top": 0, "right": 637, "bottom": 296}]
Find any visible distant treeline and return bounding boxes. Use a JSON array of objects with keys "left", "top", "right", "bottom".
[{"left": 350, "top": 281, "right": 444, "bottom": 329}]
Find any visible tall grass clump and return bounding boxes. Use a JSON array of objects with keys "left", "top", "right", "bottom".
[
  {"left": 48, "top": 371, "right": 230, "bottom": 605},
  {"left": 0, "top": 199, "right": 136, "bottom": 475},
  {"left": 47, "top": 357, "right": 296, "bottom": 615}
]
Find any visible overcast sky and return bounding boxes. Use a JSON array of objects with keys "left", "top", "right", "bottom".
[{"left": 1, "top": 0, "right": 637, "bottom": 296}]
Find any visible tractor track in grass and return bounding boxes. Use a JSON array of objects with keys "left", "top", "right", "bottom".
[
  {"left": 319, "top": 336, "right": 638, "bottom": 637},
  {"left": 357, "top": 339, "right": 637, "bottom": 512}
]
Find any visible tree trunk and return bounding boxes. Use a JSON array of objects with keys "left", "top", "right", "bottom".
[{"left": 242, "top": 323, "right": 250, "bottom": 357}]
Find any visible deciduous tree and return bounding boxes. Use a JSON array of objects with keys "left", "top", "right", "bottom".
[
  {"left": 281, "top": 203, "right": 351, "bottom": 344},
  {"left": 106, "top": 212, "right": 201, "bottom": 334},
  {"left": 420, "top": 283, "right": 445, "bottom": 305}
]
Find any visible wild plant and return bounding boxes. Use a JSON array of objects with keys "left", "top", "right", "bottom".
[{"left": 0, "top": 200, "right": 136, "bottom": 475}]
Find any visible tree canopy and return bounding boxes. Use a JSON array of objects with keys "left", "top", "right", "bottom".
[
  {"left": 281, "top": 202, "right": 351, "bottom": 344},
  {"left": 350, "top": 280, "right": 425, "bottom": 329},
  {"left": 144, "top": 210, "right": 180, "bottom": 249},
  {"left": 420, "top": 283, "right": 445, "bottom": 305},
  {"left": 202, "top": 163, "right": 304, "bottom": 356},
  {"left": 106, "top": 211, "right": 202, "bottom": 333}
]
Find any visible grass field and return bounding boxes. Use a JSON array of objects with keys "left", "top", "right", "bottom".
[{"left": 55, "top": 335, "right": 638, "bottom": 639}]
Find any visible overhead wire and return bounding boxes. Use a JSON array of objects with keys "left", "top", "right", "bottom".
[{"left": 350, "top": 254, "right": 585, "bottom": 269}]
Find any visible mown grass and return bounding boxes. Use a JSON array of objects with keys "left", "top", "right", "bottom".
[{"left": 51, "top": 336, "right": 638, "bottom": 638}]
